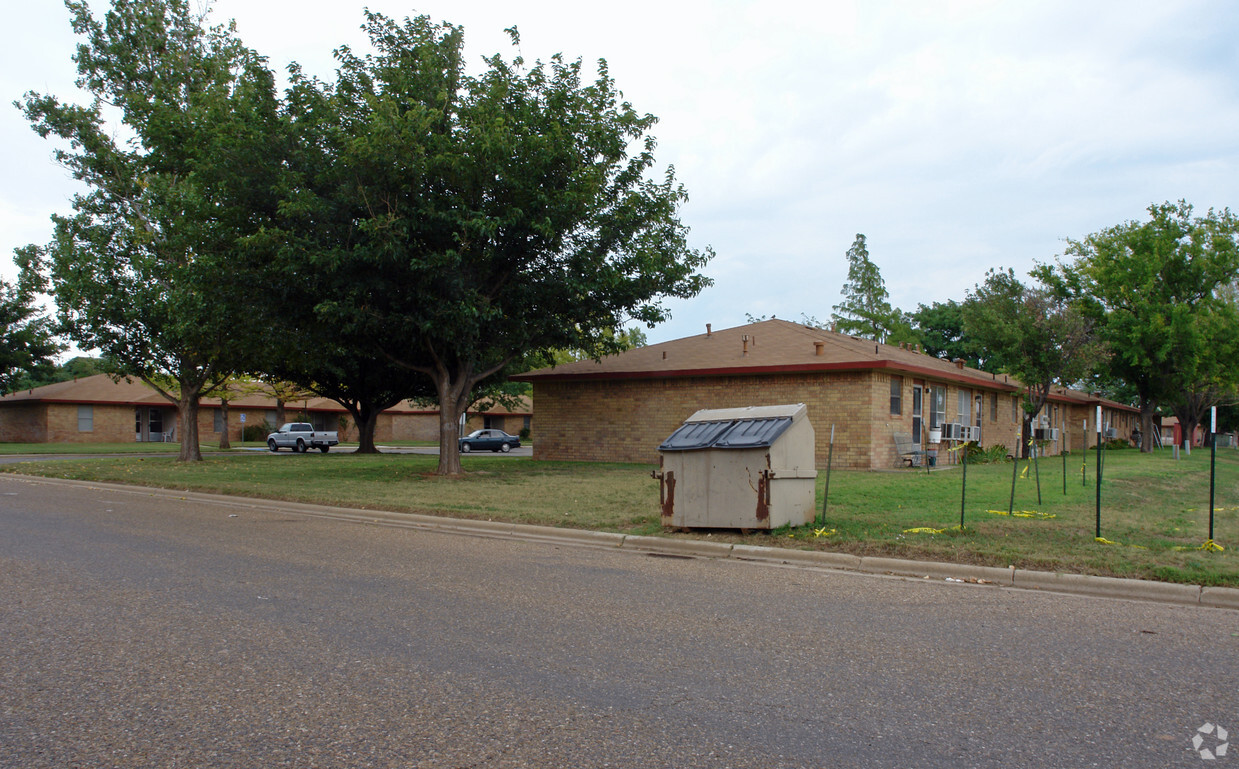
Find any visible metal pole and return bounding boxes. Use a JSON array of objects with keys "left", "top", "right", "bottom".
[
  {"left": 1082, "top": 419, "right": 1088, "bottom": 487},
  {"left": 1062, "top": 421, "right": 1067, "bottom": 496},
  {"left": 961, "top": 441, "right": 968, "bottom": 529},
  {"left": 1210, "top": 408, "right": 1217, "bottom": 541},
  {"left": 1033, "top": 433, "right": 1042, "bottom": 505},
  {"left": 1095, "top": 406, "right": 1103, "bottom": 539},
  {"left": 1009, "top": 430, "right": 1019, "bottom": 515},
  {"left": 821, "top": 424, "right": 835, "bottom": 526}
]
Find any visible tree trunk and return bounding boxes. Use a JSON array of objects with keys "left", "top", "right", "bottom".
[
  {"left": 178, "top": 394, "right": 203, "bottom": 462},
  {"left": 433, "top": 368, "right": 474, "bottom": 476},
  {"left": 218, "top": 398, "right": 231, "bottom": 450},
  {"left": 349, "top": 404, "right": 381, "bottom": 454},
  {"left": 276, "top": 398, "right": 286, "bottom": 427},
  {"left": 1139, "top": 400, "right": 1156, "bottom": 453}
]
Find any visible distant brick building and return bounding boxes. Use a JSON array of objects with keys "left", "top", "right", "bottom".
[
  {"left": 0, "top": 374, "right": 531, "bottom": 445},
  {"left": 516, "top": 319, "right": 1136, "bottom": 470}
]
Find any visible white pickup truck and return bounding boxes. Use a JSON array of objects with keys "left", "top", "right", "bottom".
[{"left": 266, "top": 422, "right": 339, "bottom": 453}]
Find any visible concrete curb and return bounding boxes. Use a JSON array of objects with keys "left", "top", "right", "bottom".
[{"left": 11, "top": 474, "right": 1239, "bottom": 611}]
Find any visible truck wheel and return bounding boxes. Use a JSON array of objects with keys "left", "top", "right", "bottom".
[
  {"left": 319, "top": 445, "right": 329, "bottom": 454},
  {"left": 500, "top": 443, "right": 511, "bottom": 453},
  {"left": 296, "top": 439, "right": 306, "bottom": 453},
  {"left": 268, "top": 439, "right": 278, "bottom": 452}
]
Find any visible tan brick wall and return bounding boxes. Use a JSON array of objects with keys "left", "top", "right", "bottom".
[
  {"left": 47, "top": 404, "right": 137, "bottom": 443},
  {"left": 0, "top": 404, "right": 47, "bottom": 442},
  {"left": 391, "top": 413, "right": 442, "bottom": 442},
  {"left": 534, "top": 372, "right": 882, "bottom": 469},
  {"left": 533, "top": 371, "right": 1029, "bottom": 471}
]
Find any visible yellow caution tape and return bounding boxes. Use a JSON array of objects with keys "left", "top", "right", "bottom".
[
  {"left": 1201, "top": 540, "right": 1225, "bottom": 552},
  {"left": 904, "top": 527, "right": 946, "bottom": 535},
  {"left": 813, "top": 527, "right": 836, "bottom": 538},
  {"left": 1095, "top": 537, "right": 1118, "bottom": 545},
  {"left": 985, "top": 509, "right": 1057, "bottom": 520}
]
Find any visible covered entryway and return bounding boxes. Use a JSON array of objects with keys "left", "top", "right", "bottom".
[{"left": 135, "top": 407, "right": 174, "bottom": 442}]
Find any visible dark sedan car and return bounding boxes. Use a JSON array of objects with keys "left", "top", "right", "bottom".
[{"left": 459, "top": 429, "right": 521, "bottom": 453}]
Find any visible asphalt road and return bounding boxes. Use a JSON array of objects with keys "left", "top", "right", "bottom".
[{"left": 1, "top": 475, "right": 1236, "bottom": 768}]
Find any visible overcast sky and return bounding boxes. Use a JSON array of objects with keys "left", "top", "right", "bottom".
[{"left": 5, "top": 0, "right": 1238, "bottom": 347}]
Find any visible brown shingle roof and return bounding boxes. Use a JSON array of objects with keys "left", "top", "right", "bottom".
[
  {"left": 0, "top": 374, "right": 532, "bottom": 415},
  {"left": 517, "top": 319, "right": 1022, "bottom": 391}
]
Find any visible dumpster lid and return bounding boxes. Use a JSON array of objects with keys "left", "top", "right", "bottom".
[{"left": 659, "top": 404, "right": 806, "bottom": 451}]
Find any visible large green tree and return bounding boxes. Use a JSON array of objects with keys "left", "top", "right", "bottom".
[
  {"left": 0, "top": 250, "right": 64, "bottom": 394},
  {"left": 831, "top": 234, "right": 901, "bottom": 342},
  {"left": 282, "top": 12, "right": 712, "bottom": 475},
  {"left": 19, "top": 0, "right": 282, "bottom": 460},
  {"left": 962, "top": 268, "right": 1102, "bottom": 456},
  {"left": 1043, "top": 201, "right": 1239, "bottom": 450},
  {"left": 906, "top": 299, "right": 992, "bottom": 370}
]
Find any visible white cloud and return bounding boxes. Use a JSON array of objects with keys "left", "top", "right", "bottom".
[{"left": 3, "top": 0, "right": 1237, "bottom": 345}]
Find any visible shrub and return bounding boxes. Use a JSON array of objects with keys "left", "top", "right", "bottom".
[
  {"left": 965, "top": 441, "right": 1010, "bottom": 464},
  {"left": 242, "top": 422, "right": 271, "bottom": 442}
]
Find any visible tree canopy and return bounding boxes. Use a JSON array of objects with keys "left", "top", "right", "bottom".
[
  {"left": 19, "top": 0, "right": 283, "bottom": 460},
  {"left": 0, "top": 250, "right": 64, "bottom": 394},
  {"left": 962, "top": 268, "right": 1102, "bottom": 455},
  {"left": 831, "top": 234, "right": 902, "bottom": 342},
  {"left": 1041, "top": 201, "right": 1239, "bottom": 449},
  {"left": 277, "top": 12, "right": 712, "bottom": 474}
]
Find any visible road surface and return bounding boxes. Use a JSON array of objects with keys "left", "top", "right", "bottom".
[{"left": 0, "top": 474, "right": 1234, "bottom": 767}]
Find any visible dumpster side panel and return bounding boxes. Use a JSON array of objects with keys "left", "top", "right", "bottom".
[{"left": 704, "top": 449, "right": 763, "bottom": 528}]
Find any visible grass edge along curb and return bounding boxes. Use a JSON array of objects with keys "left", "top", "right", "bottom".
[{"left": 10, "top": 473, "right": 1238, "bottom": 611}]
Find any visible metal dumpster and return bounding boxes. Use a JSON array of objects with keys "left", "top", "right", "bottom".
[{"left": 654, "top": 404, "right": 817, "bottom": 529}]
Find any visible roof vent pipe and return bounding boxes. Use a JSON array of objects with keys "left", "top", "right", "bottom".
[
  {"left": 814, "top": 341, "right": 824, "bottom": 356},
  {"left": 706, "top": 323, "right": 712, "bottom": 336},
  {"left": 742, "top": 335, "right": 749, "bottom": 356},
  {"left": 662, "top": 351, "right": 667, "bottom": 360}
]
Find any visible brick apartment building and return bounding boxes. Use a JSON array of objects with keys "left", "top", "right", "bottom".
[
  {"left": 517, "top": 319, "right": 1137, "bottom": 470},
  {"left": 0, "top": 374, "right": 531, "bottom": 445}
]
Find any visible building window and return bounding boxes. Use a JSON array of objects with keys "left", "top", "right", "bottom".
[
  {"left": 78, "top": 405, "right": 93, "bottom": 432},
  {"left": 929, "top": 386, "right": 946, "bottom": 429},
  {"left": 991, "top": 393, "right": 998, "bottom": 422},
  {"left": 149, "top": 409, "right": 163, "bottom": 437},
  {"left": 214, "top": 408, "right": 225, "bottom": 434},
  {"left": 889, "top": 376, "right": 902, "bottom": 416},
  {"left": 957, "top": 389, "right": 971, "bottom": 423}
]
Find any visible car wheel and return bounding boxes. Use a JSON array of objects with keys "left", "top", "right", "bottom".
[
  {"left": 268, "top": 439, "right": 278, "bottom": 452},
  {"left": 319, "top": 445, "right": 329, "bottom": 454},
  {"left": 296, "top": 439, "right": 306, "bottom": 453},
  {"left": 461, "top": 442, "right": 471, "bottom": 453},
  {"left": 501, "top": 443, "right": 511, "bottom": 453}
]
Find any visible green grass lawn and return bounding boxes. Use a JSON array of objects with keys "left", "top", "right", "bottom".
[
  {"left": 4, "top": 445, "right": 1237, "bottom": 586},
  {"left": 0, "top": 442, "right": 185, "bottom": 454}
]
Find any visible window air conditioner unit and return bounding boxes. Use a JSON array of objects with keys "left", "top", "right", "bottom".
[
  {"left": 942, "top": 423, "right": 958, "bottom": 440},
  {"left": 1033, "top": 428, "right": 1049, "bottom": 441},
  {"left": 1038, "top": 414, "right": 1049, "bottom": 428},
  {"left": 957, "top": 425, "right": 971, "bottom": 441},
  {"left": 1104, "top": 427, "right": 1118, "bottom": 439},
  {"left": 1050, "top": 428, "right": 1060, "bottom": 441}
]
